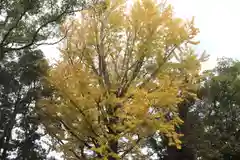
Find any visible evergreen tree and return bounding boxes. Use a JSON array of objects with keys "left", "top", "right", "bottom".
[
  {"left": 145, "top": 58, "right": 240, "bottom": 160},
  {"left": 0, "top": 49, "right": 50, "bottom": 159},
  {"left": 0, "top": 0, "right": 87, "bottom": 61},
  {"left": 0, "top": 0, "right": 88, "bottom": 159},
  {"left": 196, "top": 58, "right": 240, "bottom": 159}
]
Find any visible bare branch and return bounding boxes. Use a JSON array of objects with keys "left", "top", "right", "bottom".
[
  {"left": 119, "top": 29, "right": 137, "bottom": 89},
  {"left": 118, "top": 56, "right": 145, "bottom": 97},
  {"left": 36, "top": 19, "right": 75, "bottom": 46},
  {"left": 1, "top": 9, "right": 28, "bottom": 46},
  {"left": 35, "top": 36, "right": 66, "bottom": 46},
  {"left": 95, "top": 18, "right": 111, "bottom": 90},
  {"left": 3, "top": 7, "right": 83, "bottom": 52}
]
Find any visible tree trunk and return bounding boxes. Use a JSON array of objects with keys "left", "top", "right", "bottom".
[
  {"left": 165, "top": 99, "right": 196, "bottom": 160},
  {"left": 108, "top": 140, "right": 118, "bottom": 160},
  {"left": 0, "top": 104, "right": 18, "bottom": 159},
  {"left": 165, "top": 146, "right": 180, "bottom": 160}
]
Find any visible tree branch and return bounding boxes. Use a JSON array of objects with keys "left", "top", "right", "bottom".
[
  {"left": 4, "top": 6, "right": 82, "bottom": 52},
  {"left": 139, "top": 45, "right": 177, "bottom": 89},
  {"left": 44, "top": 124, "right": 84, "bottom": 160},
  {"left": 121, "top": 137, "right": 141, "bottom": 158},
  {"left": 58, "top": 88, "right": 99, "bottom": 137},
  {"left": 1, "top": 9, "right": 28, "bottom": 46}
]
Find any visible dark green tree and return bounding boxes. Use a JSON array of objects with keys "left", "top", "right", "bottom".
[
  {"left": 0, "top": 0, "right": 89, "bottom": 159},
  {"left": 196, "top": 58, "right": 240, "bottom": 160},
  {"left": 0, "top": 0, "right": 88, "bottom": 61},
  {"left": 0, "top": 49, "right": 50, "bottom": 159},
  {"left": 145, "top": 58, "right": 240, "bottom": 160},
  {"left": 144, "top": 98, "right": 200, "bottom": 160}
]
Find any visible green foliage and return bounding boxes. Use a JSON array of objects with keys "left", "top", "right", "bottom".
[
  {"left": 145, "top": 58, "right": 240, "bottom": 160},
  {"left": 0, "top": 0, "right": 87, "bottom": 61},
  {"left": 0, "top": 0, "right": 88, "bottom": 159},
  {"left": 0, "top": 49, "right": 49, "bottom": 159},
  {"left": 196, "top": 58, "right": 240, "bottom": 159}
]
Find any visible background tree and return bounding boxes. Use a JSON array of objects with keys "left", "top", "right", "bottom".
[
  {"left": 38, "top": 0, "right": 205, "bottom": 159},
  {"left": 144, "top": 58, "right": 240, "bottom": 160},
  {"left": 141, "top": 82, "right": 204, "bottom": 160},
  {"left": 0, "top": 0, "right": 87, "bottom": 61},
  {"left": 144, "top": 96, "right": 204, "bottom": 160},
  {"left": 0, "top": 49, "right": 50, "bottom": 159},
  {"left": 0, "top": 0, "right": 89, "bottom": 159},
  {"left": 195, "top": 58, "right": 240, "bottom": 160}
]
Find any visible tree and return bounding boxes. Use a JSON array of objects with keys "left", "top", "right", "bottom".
[
  {"left": 146, "top": 99, "right": 204, "bottom": 160},
  {"left": 38, "top": 0, "right": 204, "bottom": 159},
  {"left": 145, "top": 58, "right": 240, "bottom": 160},
  {"left": 0, "top": 0, "right": 87, "bottom": 61},
  {"left": 0, "top": 49, "right": 49, "bottom": 159},
  {"left": 0, "top": 0, "right": 89, "bottom": 159},
  {"left": 194, "top": 58, "right": 240, "bottom": 160}
]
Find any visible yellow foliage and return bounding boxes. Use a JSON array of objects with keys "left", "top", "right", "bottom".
[{"left": 38, "top": 0, "right": 207, "bottom": 159}]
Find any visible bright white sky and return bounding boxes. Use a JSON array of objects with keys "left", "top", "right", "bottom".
[
  {"left": 170, "top": 0, "right": 240, "bottom": 70},
  {"left": 41, "top": 0, "right": 240, "bottom": 70}
]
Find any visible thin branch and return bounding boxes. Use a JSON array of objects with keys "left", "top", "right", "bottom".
[
  {"left": 119, "top": 29, "right": 137, "bottom": 90},
  {"left": 35, "top": 35, "right": 66, "bottom": 46},
  {"left": 1, "top": 9, "right": 28, "bottom": 46},
  {"left": 80, "top": 147, "right": 87, "bottom": 160},
  {"left": 4, "top": 7, "right": 81, "bottom": 52},
  {"left": 120, "top": 56, "right": 145, "bottom": 97},
  {"left": 41, "top": 109, "right": 96, "bottom": 153},
  {"left": 121, "top": 137, "right": 142, "bottom": 158},
  {"left": 35, "top": 19, "right": 74, "bottom": 46},
  {"left": 59, "top": 88, "right": 99, "bottom": 137},
  {"left": 44, "top": 124, "right": 83, "bottom": 160},
  {"left": 57, "top": 118, "right": 92, "bottom": 149},
  {"left": 109, "top": 52, "right": 120, "bottom": 80},
  {"left": 139, "top": 45, "right": 177, "bottom": 89},
  {"left": 98, "top": 18, "right": 111, "bottom": 90},
  {"left": 83, "top": 49, "right": 99, "bottom": 76}
]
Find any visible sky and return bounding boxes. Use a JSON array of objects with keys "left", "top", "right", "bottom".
[
  {"left": 170, "top": 0, "right": 240, "bottom": 70},
  {"left": 41, "top": 0, "right": 240, "bottom": 70}
]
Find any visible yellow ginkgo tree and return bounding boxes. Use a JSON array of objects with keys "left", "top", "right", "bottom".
[{"left": 38, "top": 0, "right": 207, "bottom": 159}]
